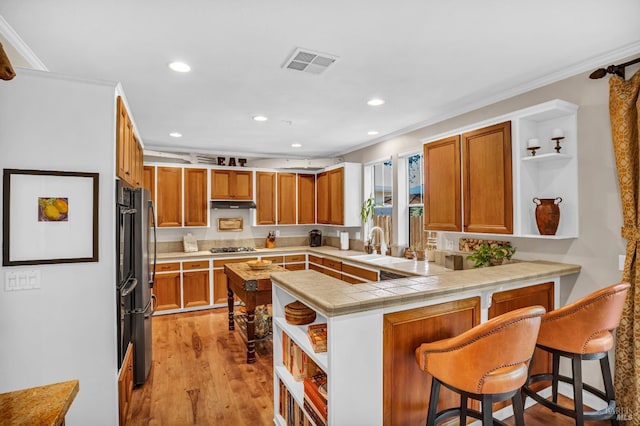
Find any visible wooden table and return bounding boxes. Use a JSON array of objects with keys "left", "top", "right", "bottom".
[
  {"left": 224, "top": 262, "right": 288, "bottom": 363},
  {"left": 0, "top": 379, "right": 79, "bottom": 426}
]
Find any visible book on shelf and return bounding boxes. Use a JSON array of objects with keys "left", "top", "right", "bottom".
[
  {"left": 282, "top": 332, "right": 310, "bottom": 381},
  {"left": 303, "top": 398, "right": 327, "bottom": 426},
  {"left": 304, "top": 372, "right": 328, "bottom": 407},
  {"left": 307, "top": 323, "right": 327, "bottom": 353},
  {"left": 279, "top": 380, "right": 312, "bottom": 426}
]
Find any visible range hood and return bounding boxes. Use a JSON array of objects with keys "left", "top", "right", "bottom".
[{"left": 210, "top": 200, "right": 256, "bottom": 209}]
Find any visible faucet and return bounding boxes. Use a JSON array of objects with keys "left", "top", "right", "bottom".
[{"left": 369, "top": 226, "right": 387, "bottom": 256}]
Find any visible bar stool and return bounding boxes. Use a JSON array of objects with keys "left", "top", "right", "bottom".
[
  {"left": 522, "top": 282, "right": 630, "bottom": 425},
  {"left": 415, "top": 305, "right": 546, "bottom": 426}
]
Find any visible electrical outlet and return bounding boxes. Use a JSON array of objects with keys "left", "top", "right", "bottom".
[
  {"left": 336, "top": 230, "right": 341, "bottom": 237},
  {"left": 445, "top": 239, "right": 454, "bottom": 251},
  {"left": 355, "top": 231, "right": 361, "bottom": 239},
  {"left": 275, "top": 230, "right": 280, "bottom": 237},
  {"left": 619, "top": 255, "right": 626, "bottom": 271}
]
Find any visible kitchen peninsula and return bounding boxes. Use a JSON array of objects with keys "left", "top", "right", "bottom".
[{"left": 269, "top": 260, "right": 580, "bottom": 425}]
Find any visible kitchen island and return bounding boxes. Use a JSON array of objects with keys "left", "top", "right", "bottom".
[{"left": 269, "top": 261, "right": 580, "bottom": 426}]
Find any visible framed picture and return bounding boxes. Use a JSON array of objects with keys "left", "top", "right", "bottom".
[
  {"left": 217, "top": 217, "right": 243, "bottom": 232},
  {"left": 3, "top": 169, "right": 99, "bottom": 266}
]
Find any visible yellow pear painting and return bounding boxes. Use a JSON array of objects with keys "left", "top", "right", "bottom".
[{"left": 38, "top": 197, "right": 69, "bottom": 222}]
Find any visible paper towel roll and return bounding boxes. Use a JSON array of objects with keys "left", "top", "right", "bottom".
[{"left": 340, "top": 231, "right": 349, "bottom": 250}]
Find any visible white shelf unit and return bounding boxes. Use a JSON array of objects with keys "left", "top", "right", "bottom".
[
  {"left": 513, "top": 99, "right": 579, "bottom": 239},
  {"left": 272, "top": 285, "right": 382, "bottom": 425}
]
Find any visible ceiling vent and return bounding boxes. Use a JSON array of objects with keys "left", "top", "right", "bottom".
[{"left": 283, "top": 47, "right": 338, "bottom": 75}]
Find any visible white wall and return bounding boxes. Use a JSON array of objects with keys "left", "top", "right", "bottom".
[
  {"left": 345, "top": 63, "right": 640, "bottom": 388},
  {"left": 0, "top": 70, "right": 118, "bottom": 424}
]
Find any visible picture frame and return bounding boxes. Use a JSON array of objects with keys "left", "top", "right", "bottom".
[
  {"left": 3, "top": 169, "right": 99, "bottom": 266},
  {"left": 217, "top": 217, "right": 243, "bottom": 232}
]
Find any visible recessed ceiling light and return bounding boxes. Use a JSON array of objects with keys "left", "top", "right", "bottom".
[
  {"left": 168, "top": 62, "right": 191, "bottom": 73},
  {"left": 253, "top": 115, "right": 268, "bottom": 122},
  {"left": 291, "top": 143, "right": 302, "bottom": 148},
  {"left": 368, "top": 130, "right": 379, "bottom": 136},
  {"left": 169, "top": 132, "right": 182, "bottom": 138},
  {"left": 367, "top": 98, "right": 385, "bottom": 106}
]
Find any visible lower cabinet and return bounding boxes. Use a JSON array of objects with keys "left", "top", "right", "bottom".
[
  {"left": 118, "top": 343, "right": 134, "bottom": 426},
  {"left": 154, "top": 272, "right": 181, "bottom": 311},
  {"left": 383, "top": 297, "right": 482, "bottom": 426},
  {"left": 382, "top": 282, "right": 555, "bottom": 424},
  {"left": 308, "top": 255, "right": 380, "bottom": 283},
  {"left": 488, "top": 282, "right": 554, "bottom": 399},
  {"left": 183, "top": 270, "right": 210, "bottom": 308},
  {"left": 154, "top": 259, "right": 213, "bottom": 313},
  {"left": 212, "top": 257, "right": 258, "bottom": 305}
]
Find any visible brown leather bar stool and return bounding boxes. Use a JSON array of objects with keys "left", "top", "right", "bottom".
[
  {"left": 416, "top": 305, "right": 546, "bottom": 426},
  {"left": 522, "top": 282, "right": 630, "bottom": 425}
]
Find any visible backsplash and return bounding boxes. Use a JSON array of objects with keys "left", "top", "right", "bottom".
[{"left": 156, "top": 235, "right": 363, "bottom": 254}]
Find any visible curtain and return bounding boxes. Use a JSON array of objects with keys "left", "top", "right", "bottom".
[{"left": 611, "top": 68, "right": 640, "bottom": 425}]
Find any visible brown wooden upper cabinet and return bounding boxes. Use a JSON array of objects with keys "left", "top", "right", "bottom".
[
  {"left": 143, "top": 165, "right": 155, "bottom": 201},
  {"left": 462, "top": 121, "right": 513, "bottom": 234},
  {"left": 424, "top": 135, "right": 462, "bottom": 231},
  {"left": 155, "top": 166, "right": 208, "bottom": 227},
  {"left": 156, "top": 166, "right": 183, "bottom": 227},
  {"left": 317, "top": 167, "right": 344, "bottom": 225},
  {"left": 277, "top": 172, "right": 297, "bottom": 224},
  {"left": 210, "top": 169, "right": 253, "bottom": 200},
  {"left": 316, "top": 171, "right": 329, "bottom": 224},
  {"left": 256, "top": 171, "right": 276, "bottom": 225},
  {"left": 183, "top": 168, "right": 208, "bottom": 227},
  {"left": 423, "top": 121, "right": 513, "bottom": 234},
  {"left": 116, "top": 96, "right": 143, "bottom": 188},
  {"left": 297, "top": 174, "right": 316, "bottom": 224}
]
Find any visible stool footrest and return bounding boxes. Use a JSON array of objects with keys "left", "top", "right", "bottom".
[
  {"left": 434, "top": 407, "right": 508, "bottom": 426},
  {"left": 523, "top": 373, "right": 616, "bottom": 422}
]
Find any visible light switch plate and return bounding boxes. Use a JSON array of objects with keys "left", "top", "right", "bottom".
[
  {"left": 4, "top": 269, "right": 41, "bottom": 291},
  {"left": 619, "top": 255, "right": 626, "bottom": 271}
]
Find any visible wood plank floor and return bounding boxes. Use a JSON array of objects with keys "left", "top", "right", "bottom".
[{"left": 126, "top": 308, "right": 611, "bottom": 425}]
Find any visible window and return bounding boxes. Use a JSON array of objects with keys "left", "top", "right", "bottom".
[
  {"left": 366, "top": 160, "right": 393, "bottom": 252},
  {"left": 407, "top": 153, "right": 429, "bottom": 249}
]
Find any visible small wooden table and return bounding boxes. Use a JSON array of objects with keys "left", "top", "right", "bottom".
[
  {"left": 0, "top": 379, "right": 79, "bottom": 426},
  {"left": 224, "top": 262, "right": 288, "bottom": 363}
]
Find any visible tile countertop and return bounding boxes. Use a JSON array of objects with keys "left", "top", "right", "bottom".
[
  {"left": 269, "top": 261, "right": 581, "bottom": 317},
  {"left": 156, "top": 245, "right": 449, "bottom": 276},
  {"left": 0, "top": 379, "right": 79, "bottom": 426}
]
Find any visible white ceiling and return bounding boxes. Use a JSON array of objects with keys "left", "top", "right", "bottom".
[{"left": 1, "top": 1, "right": 640, "bottom": 160}]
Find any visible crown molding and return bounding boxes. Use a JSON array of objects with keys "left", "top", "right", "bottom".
[
  {"left": 340, "top": 41, "right": 640, "bottom": 157},
  {"left": 0, "top": 15, "right": 48, "bottom": 71}
]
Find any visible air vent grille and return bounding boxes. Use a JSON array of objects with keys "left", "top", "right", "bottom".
[{"left": 283, "top": 47, "right": 338, "bottom": 75}]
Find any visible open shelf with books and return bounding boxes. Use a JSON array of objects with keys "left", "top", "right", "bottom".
[{"left": 272, "top": 283, "right": 383, "bottom": 425}]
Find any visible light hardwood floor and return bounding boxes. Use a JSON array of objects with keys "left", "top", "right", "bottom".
[{"left": 126, "top": 308, "right": 611, "bottom": 425}]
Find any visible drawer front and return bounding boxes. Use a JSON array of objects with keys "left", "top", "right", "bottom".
[
  {"left": 156, "top": 262, "right": 180, "bottom": 273},
  {"left": 285, "top": 263, "right": 306, "bottom": 271},
  {"left": 342, "top": 274, "right": 367, "bottom": 284},
  {"left": 213, "top": 257, "right": 258, "bottom": 268},
  {"left": 342, "top": 264, "right": 378, "bottom": 281},
  {"left": 309, "top": 263, "right": 324, "bottom": 273},
  {"left": 285, "top": 254, "right": 306, "bottom": 263},
  {"left": 261, "top": 255, "right": 284, "bottom": 264},
  {"left": 323, "top": 258, "right": 342, "bottom": 271},
  {"left": 323, "top": 268, "right": 342, "bottom": 279},
  {"left": 308, "top": 255, "right": 323, "bottom": 265},
  {"left": 183, "top": 260, "right": 210, "bottom": 270}
]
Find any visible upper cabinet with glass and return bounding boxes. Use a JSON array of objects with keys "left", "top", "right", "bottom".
[{"left": 422, "top": 99, "right": 579, "bottom": 239}]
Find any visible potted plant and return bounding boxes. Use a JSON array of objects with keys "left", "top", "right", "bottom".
[{"left": 466, "top": 243, "right": 516, "bottom": 268}]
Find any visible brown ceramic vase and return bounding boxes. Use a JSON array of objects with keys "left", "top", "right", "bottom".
[{"left": 533, "top": 197, "right": 562, "bottom": 235}]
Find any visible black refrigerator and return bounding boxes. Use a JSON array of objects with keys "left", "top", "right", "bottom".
[{"left": 131, "top": 187, "right": 157, "bottom": 385}]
